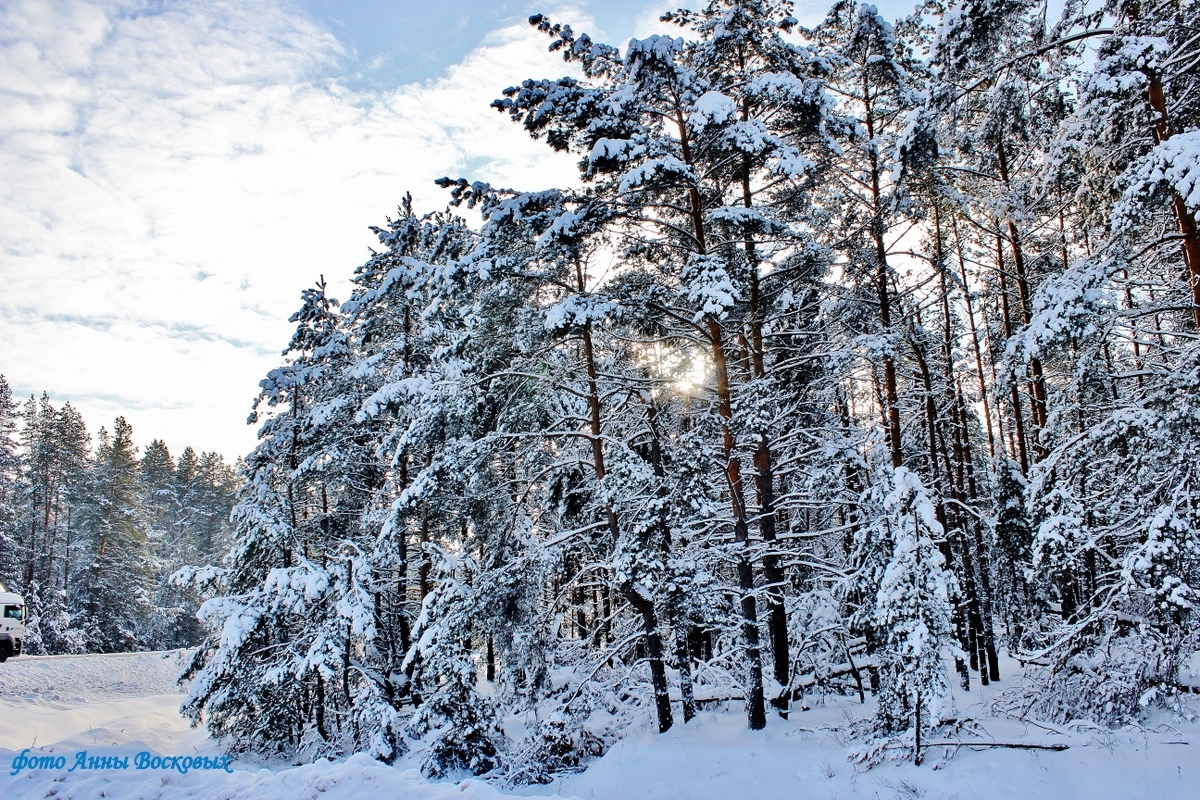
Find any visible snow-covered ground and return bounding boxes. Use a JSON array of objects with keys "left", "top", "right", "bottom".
[
  {"left": 1, "top": 651, "right": 1197, "bottom": 799},
  {"left": 0, "top": 650, "right": 205, "bottom": 754},
  {"left": 0, "top": 651, "right": 571, "bottom": 800},
  {"left": 516, "top": 701, "right": 1200, "bottom": 800}
]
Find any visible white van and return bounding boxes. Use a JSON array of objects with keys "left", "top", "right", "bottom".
[{"left": 0, "top": 581, "right": 24, "bottom": 662}]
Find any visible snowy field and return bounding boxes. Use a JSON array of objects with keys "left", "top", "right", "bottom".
[{"left": 1, "top": 651, "right": 1198, "bottom": 800}]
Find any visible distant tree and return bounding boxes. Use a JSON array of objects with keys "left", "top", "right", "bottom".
[
  {"left": 74, "top": 417, "right": 157, "bottom": 652},
  {"left": 0, "top": 377, "right": 20, "bottom": 589}
]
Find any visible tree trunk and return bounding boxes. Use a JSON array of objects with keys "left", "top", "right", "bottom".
[
  {"left": 995, "top": 232, "right": 1030, "bottom": 473},
  {"left": 741, "top": 152, "right": 791, "bottom": 711},
  {"left": 912, "top": 336, "right": 973, "bottom": 686},
  {"left": 944, "top": 391, "right": 988, "bottom": 683},
  {"left": 1145, "top": 71, "right": 1200, "bottom": 330},
  {"left": 996, "top": 141, "right": 1048, "bottom": 455},
  {"left": 63, "top": 510, "right": 72, "bottom": 599},
  {"left": 711, "top": 322, "right": 767, "bottom": 731},
  {"left": 676, "top": 628, "right": 697, "bottom": 723},
  {"left": 949, "top": 213, "right": 997, "bottom": 460},
  {"left": 958, "top": 386, "right": 1000, "bottom": 681},
  {"left": 580, "top": 320, "right": 673, "bottom": 734},
  {"left": 862, "top": 84, "right": 904, "bottom": 469},
  {"left": 624, "top": 586, "right": 674, "bottom": 733},
  {"left": 673, "top": 102, "right": 766, "bottom": 730}
]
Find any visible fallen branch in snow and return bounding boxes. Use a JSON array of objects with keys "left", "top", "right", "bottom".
[
  {"left": 1020, "top": 717, "right": 1076, "bottom": 737},
  {"left": 792, "top": 658, "right": 878, "bottom": 692},
  {"left": 924, "top": 740, "right": 1070, "bottom": 751},
  {"left": 684, "top": 658, "right": 880, "bottom": 710}
]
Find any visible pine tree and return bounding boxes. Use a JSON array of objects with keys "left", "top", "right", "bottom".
[
  {"left": 0, "top": 376, "right": 20, "bottom": 589},
  {"left": 75, "top": 417, "right": 156, "bottom": 652},
  {"left": 405, "top": 575, "right": 501, "bottom": 777},
  {"left": 812, "top": 0, "right": 925, "bottom": 471},
  {"left": 496, "top": 0, "right": 837, "bottom": 729},
  {"left": 872, "top": 468, "right": 957, "bottom": 761}
]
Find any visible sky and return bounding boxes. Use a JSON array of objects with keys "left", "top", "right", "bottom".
[{"left": 1, "top": 0, "right": 914, "bottom": 461}]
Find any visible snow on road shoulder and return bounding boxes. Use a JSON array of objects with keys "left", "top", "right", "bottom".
[
  {"left": 515, "top": 659, "right": 1200, "bottom": 800},
  {"left": 0, "top": 650, "right": 202, "bottom": 754},
  {"left": 3, "top": 706, "right": 1195, "bottom": 800},
  {"left": 2, "top": 752, "right": 579, "bottom": 800},
  {"left": 0, "top": 694, "right": 206, "bottom": 753},
  {"left": 0, "top": 651, "right": 578, "bottom": 800}
]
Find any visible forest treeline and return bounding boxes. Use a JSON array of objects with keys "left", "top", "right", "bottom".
[
  {"left": 167, "top": 0, "right": 1196, "bottom": 780},
  {"left": 0, "top": 377, "right": 238, "bottom": 654}
]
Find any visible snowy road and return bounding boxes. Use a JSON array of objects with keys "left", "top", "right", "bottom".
[
  {"left": 0, "top": 649, "right": 190, "bottom": 705},
  {"left": 1, "top": 651, "right": 1198, "bottom": 799}
]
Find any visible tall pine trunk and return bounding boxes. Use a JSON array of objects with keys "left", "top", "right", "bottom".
[
  {"left": 995, "top": 232, "right": 1030, "bottom": 473},
  {"left": 741, "top": 150, "right": 790, "bottom": 708},
  {"left": 580, "top": 313, "right": 672, "bottom": 734},
  {"left": 996, "top": 141, "right": 1048, "bottom": 456},
  {"left": 673, "top": 102, "right": 766, "bottom": 730},
  {"left": 1145, "top": 64, "right": 1200, "bottom": 329}
]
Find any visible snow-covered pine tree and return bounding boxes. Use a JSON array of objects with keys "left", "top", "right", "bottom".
[
  {"left": 185, "top": 205, "right": 498, "bottom": 763},
  {"left": 0, "top": 381, "right": 233, "bottom": 654},
  {"left": 183, "top": 279, "right": 363, "bottom": 757},
  {"left": 811, "top": 0, "right": 926, "bottom": 473},
  {"left": 74, "top": 417, "right": 156, "bottom": 652},
  {"left": 969, "top": 0, "right": 1200, "bottom": 724},
  {"left": 36, "top": 400, "right": 91, "bottom": 654},
  {"left": 661, "top": 0, "right": 846, "bottom": 710},
  {"left": 921, "top": 0, "right": 1123, "bottom": 681},
  {"left": 349, "top": 197, "right": 527, "bottom": 771},
  {"left": 404, "top": 571, "right": 502, "bottom": 778},
  {"left": 871, "top": 467, "right": 957, "bottom": 761},
  {"left": 16, "top": 393, "right": 61, "bottom": 595},
  {"left": 174, "top": 448, "right": 237, "bottom": 563},
  {"left": 142, "top": 440, "right": 188, "bottom": 648},
  {"left": 991, "top": 457, "right": 1035, "bottom": 644},
  {"left": 142, "top": 441, "right": 238, "bottom": 649},
  {"left": 1008, "top": 278, "right": 1200, "bottom": 721},
  {"left": 925, "top": 0, "right": 1093, "bottom": 469},
  {"left": 498, "top": 0, "right": 837, "bottom": 728},
  {"left": 0, "top": 376, "right": 20, "bottom": 589},
  {"left": 1076, "top": 0, "right": 1200, "bottom": 331}
]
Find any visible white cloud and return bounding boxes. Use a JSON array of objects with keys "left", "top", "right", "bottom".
[{"left": 0, "top": 0, "right": 583, "bottom": 459}]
